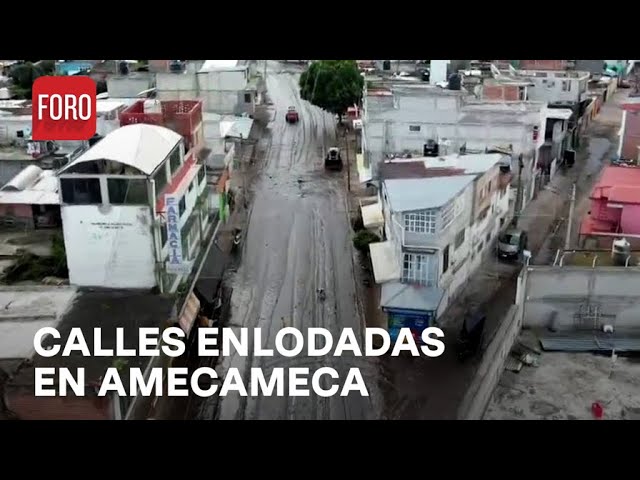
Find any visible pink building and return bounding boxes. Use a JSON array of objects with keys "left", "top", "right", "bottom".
[
  {"left": 618, "top": 98, "right": 640, "bottom": 162},
  {"left": 580, "top": 166, "right": 640, "bottom": 247}
]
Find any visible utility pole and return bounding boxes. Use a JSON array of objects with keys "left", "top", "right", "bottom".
[
  {"left": 344, "top": 130, "right": 351, "bottom": 192},
  {"left": 239, "top": 133, "right": 247, "bottom": 210},
  {"left": 564, "top": 183, "right": 576, "bottom": 250},
  {"left": 512, "top": 154, "right": 524, "bottom": 228}
]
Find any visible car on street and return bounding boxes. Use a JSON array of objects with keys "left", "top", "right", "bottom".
[
  {"left": 285, "top": 106, "right": 299, "bottom": 124},
  {"left": 497, "top": 227, "right": 528, "bottom": 260},
  {"left": 324, "top": 147, "right": 343, "bottom": 171}
]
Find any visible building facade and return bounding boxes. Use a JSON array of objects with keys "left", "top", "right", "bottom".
[
  {"left": 362, "top": 82, "right": 547, "bottom": 208},
  {"left": 156, "top": 60, "right": 258, "bottom": 116},
  {"left": 368, "top": 153, "right": 510, "bottom": 336},
  {"left": 618, "top": 98, "right": 640, "bottom": 161},
  {"left": 57, "top": 122, "right": 214, "bottom": 293}
]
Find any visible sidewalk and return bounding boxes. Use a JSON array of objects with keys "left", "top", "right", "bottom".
[{"left": 348, "top": 92, "right": 627, "bottom": 418}]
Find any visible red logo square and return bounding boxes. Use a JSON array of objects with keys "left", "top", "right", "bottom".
[{"left": 32, "top": 76, "right": 97, "bottom": 141}]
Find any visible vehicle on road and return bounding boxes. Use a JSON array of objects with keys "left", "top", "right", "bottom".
[
  {"left": 497, "top": 227, "right": 528, "bottom": 261},
  {"left": 285, "top": 106, "right": 299, "bottom": 124},
  {"left": 324, "top": 147, "right": 343, "bottom": 171},
  {"left": 456, "top": 311, "right": 486, "bottom": 362}
]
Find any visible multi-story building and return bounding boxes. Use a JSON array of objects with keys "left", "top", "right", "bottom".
[
  {"left": 367, "top": 153, "right": 511, "bottom": 337},
  {"left": 618, "top": 97, "right": 640, "bottom": 162},
  {"left": 492, "top": 67, "right": 590, "bottom": 108},
  {"left": 362, "top": 80, "right": 547, "bottom": 208},
  {"left": 57, "top": 106, "right": 214, "bottom": 293},
  {"left": 580, "top": 165, "right": 640, "bottom": 248},
  {"left": 155, "top": 60, "right": 258, "bottom": 116}
]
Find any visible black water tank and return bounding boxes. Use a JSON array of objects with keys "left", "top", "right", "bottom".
[
  {"left": 119, "top": 61, "right": 129, "bottom": 75},
  {"left": 382, "top": 60, "right": 391, "bottom": 71},
  {"left": 89, "top": 134, "right": 103, "bottom": 147},
  {"left": 424, "top": 140, "right": 439, "bottom": 157},
  {"left": 448, "top": 73, "right": 461, "bottom": 90}
]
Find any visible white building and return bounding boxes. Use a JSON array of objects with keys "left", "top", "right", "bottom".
[
  {"left": 362, "top": 82, "right": 547, "bottom": 208},
  {"left": 57, "top": 123, "right": 214, "bottom": 293},
  {"left": 156, "top": 60, "right": 258, "bottom": 116},
  {"left": 366, "top": 153, "right": 510, "bottom": 333},
  {"left": 493, "top": 67, "right": 590, "bottom": 106}
]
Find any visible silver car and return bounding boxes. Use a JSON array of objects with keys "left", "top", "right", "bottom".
[{"left": 498, "top": 228, "right": 527, "bottom": 260}]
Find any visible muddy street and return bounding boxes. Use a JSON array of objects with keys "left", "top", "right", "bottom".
[{"left": 208, "top": 65, "right": 383, "bottom": 420}]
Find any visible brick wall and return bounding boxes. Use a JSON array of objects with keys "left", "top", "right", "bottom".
[
  {"left": 622, "top": 110, "right": 640, "bottom": 160},
  {"left": 483, "top": 84, "right": 520, "bottom": 101},
  {"left": 520, "top": 60, "right": 568, "bottom": 71}
]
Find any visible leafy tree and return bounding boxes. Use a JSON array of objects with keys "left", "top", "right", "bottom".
[
  {"left": 299, "top": 60, "right": 364, "bottom": 123},
  {"left": 353, "top": 230, "right": 380, "bottom": 253},
  {"left": 9, "top": 62, "right": 44, "bottom": 99}
]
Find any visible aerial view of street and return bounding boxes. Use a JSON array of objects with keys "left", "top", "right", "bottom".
[{"left": 1, "top": 58, "right": 639, "bottom": 421}]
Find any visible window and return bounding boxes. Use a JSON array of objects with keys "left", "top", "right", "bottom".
[
  {"left": 169, "top": 147, "right": 182, "bottom": 176},
  {"left": 409, "top": 125, "right": 421, "bottom": 132},
  {"left": 154, "top": 164, "right": 169, "bottom": 199},
  {"left": 188, "top": 179, "right": 194, "bottom": 193},
  {"left": 402, "top": 253, "right": 434, "bottom": 286},
  {"left": 442, "top": 245, "right": 450, "bottom": 274},
  {"left": 197, "top": 166, "right": 206, "bottom": 187},
  {"left": 179, "top": 196, "right": 186, "bottom": 217},
  {"left": 562, "top": 80, "right": 571, "bottom": 92},
  {"left": 404, "top": 211, "right": 436, "bottom": 234},
  {"left": 486, "top": 232, "right": 491, "bottom": 244},
  {"left": 244, "top": 93, "right": 252, "bottom": 103},
  {"left": 478, "top": 206, "right": 490, "bottom": 221},
  {"left": 60, "top": 178, "right": 102, "bottom": 204},
  {"left": 440, "top": 202, "right": 456, "bottom": 231},
  {"left": 455, "top": 228, "right": 465, "bottom": 249},
  {"left": 487, "top": 181, "right": 492, "bottom": 194},
  {"left": 107, "top": 178, "right": 148, "bottom": 205}
]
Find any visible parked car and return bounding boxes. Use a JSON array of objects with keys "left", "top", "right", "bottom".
[
  {"left": 497, "top": 227, "right": 528, "bottom": 260},
  {"left": 285, "top": 106, "right": 299, "bottom": 124}
]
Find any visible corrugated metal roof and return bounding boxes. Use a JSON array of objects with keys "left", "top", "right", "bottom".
[
  {"left": 0, "top": 166, "right": 59, "bottom": 205},
  {"left": 381, "top": 281, "right": 444, "bottom": 311},
  {"left": 540, "top": 334, "right": 640, "bottom": 352},
  {"left": 384, "top": 175, "right": 476, "bottom": 212}
]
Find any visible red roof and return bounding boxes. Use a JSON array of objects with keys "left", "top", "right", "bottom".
[{"left": 591, "top": 166, "right": 640, "bottom": 205}]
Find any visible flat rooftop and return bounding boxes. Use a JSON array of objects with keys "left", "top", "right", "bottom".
[
  {"left": 8, "top": 289, "right": 176, "bottom": 386},
  {"left": 558, "top": 249, "right": 640, "bottom": 267},
  {"left": 0, "top": 286, "right": 77, "bottom": 362},
  {"left": 485, "top": 331, "right": 640, "bottom": 420}
]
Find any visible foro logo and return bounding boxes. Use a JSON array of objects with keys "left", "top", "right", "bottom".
[{"left": 32, "top": 76, "right": 97, "bottom": 141}]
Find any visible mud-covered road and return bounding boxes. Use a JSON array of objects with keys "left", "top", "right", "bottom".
[{"left": 211, "top": 65, "right": 383, "bottom": 420}]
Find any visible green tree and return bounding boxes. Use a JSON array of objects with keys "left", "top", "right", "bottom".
[
  {"left": 9, "top": 62, "right": 44, "bottom": 99},
  {"left": 299, "top": 60, "right": 364, "bottom": 123}
]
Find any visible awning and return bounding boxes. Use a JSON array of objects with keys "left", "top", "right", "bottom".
[
  {"left": 381, "top": 281, "right": 444, "bottom": 312},
  {"left": 547, "top": 108, "right": 573, "bottom": 121},
  {"left": 361, "top": 202, "right": 384, "bottom": 230},
  {"left": 178, "top": 292, "right": 200, "bottom": 336},
  {"left": 369, "top": 241, "right": 401, "bottom": 284}
]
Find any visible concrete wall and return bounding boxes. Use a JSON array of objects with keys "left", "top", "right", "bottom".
[
  {"left": 61, "top": 205, "right": 156, "bottom": 289},
  {"left": 0, "top": 115, "right": 32, "bottom": 146},
  {"left": 621, "top": 110, "right": 640, "bottom": 160},
  {"left": 522, "top": 267, "right": 640, "bottom": 330},
  {"left": 363, "top": 88, "right": 546, "bottom": 180},
  {"left": 107, "top": 74, "right": 153, "bottom": 98},
  {"left": 527, "top": 76, "right": 585, "bottom": 105},
  {"left": 621, "top": 204, "right": 640, "bottom": 234},
  {"left": 456, "top": 267, "right": 527, "bottom": 419},
  {"left": 197, "top": 69, "right": 248, "bottom": 91}
]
